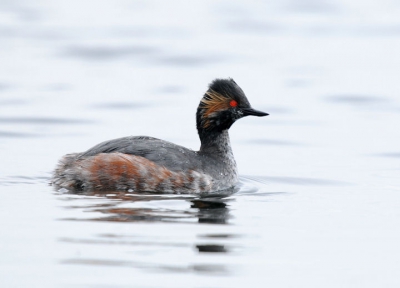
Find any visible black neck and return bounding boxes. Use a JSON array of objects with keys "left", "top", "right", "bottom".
[
  {"left": 196, "top": 105, "right": 233, "bottom": 154},
  {"left": 198, "top": 128, "right": 231, "bottom": 154}
]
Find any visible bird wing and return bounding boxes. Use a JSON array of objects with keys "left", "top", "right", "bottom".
[{"left": 80, "top": 136, "right": 199, "bottom": 172}]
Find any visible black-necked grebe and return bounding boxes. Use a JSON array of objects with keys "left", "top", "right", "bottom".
[{"left": 52, "top": 78, "right": 268, "bottom": 193}]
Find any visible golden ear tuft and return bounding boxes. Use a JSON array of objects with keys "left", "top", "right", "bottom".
[{"left": 200, "top": 90, "right": 232, "bottom": 128}]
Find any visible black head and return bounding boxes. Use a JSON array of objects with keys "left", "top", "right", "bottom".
[{"left": 196, "top": 78, "right": 268, "bottom": 137}]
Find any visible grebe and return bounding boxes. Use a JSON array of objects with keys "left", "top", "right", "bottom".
[{"left": 52, "top": 78, "right": 268, "bottom": 193}]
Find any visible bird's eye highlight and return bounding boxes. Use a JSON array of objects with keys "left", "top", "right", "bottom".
[{"left": 230, "top": 100, "right": 238, "bottom": 107}]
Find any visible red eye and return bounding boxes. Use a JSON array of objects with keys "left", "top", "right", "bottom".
[{"left": 230, "top": 100, "right": 238, "bottom": 107}]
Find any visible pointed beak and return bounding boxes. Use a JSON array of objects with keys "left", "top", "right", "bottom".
[{"left": 241, "top": 107, "right": 269, "bottom": 117}]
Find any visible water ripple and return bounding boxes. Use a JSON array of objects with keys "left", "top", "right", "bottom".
[
  {"left": 61, "top": 258, "right": 230, "bottom": 275},
  {"left": 241, "top": 175, "right": 350, "bottom": 186},
  {"left": 0, "top": 117, "right": 94, "bottom": 125},
  {"left": 0, "top": 131, "right": 39, "bottom": 138},
  {"left": 62, "top": 45, "right": 157, "bottom": 60}
]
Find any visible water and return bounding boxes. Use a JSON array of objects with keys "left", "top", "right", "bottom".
[{"left": 1, "top": 1, "right": 400, "bottom": 287}]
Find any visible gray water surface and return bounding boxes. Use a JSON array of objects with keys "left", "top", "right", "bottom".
[{"left": 1, "top": 1, "right": 400, "bottom": 287}]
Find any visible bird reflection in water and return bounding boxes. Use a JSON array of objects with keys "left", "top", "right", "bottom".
[
  {"left": 58, "top": 186, "right": 238, "bottom": 224},
  {"left": 58, "top": 187, "right": 240, "bottom": 274}
]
